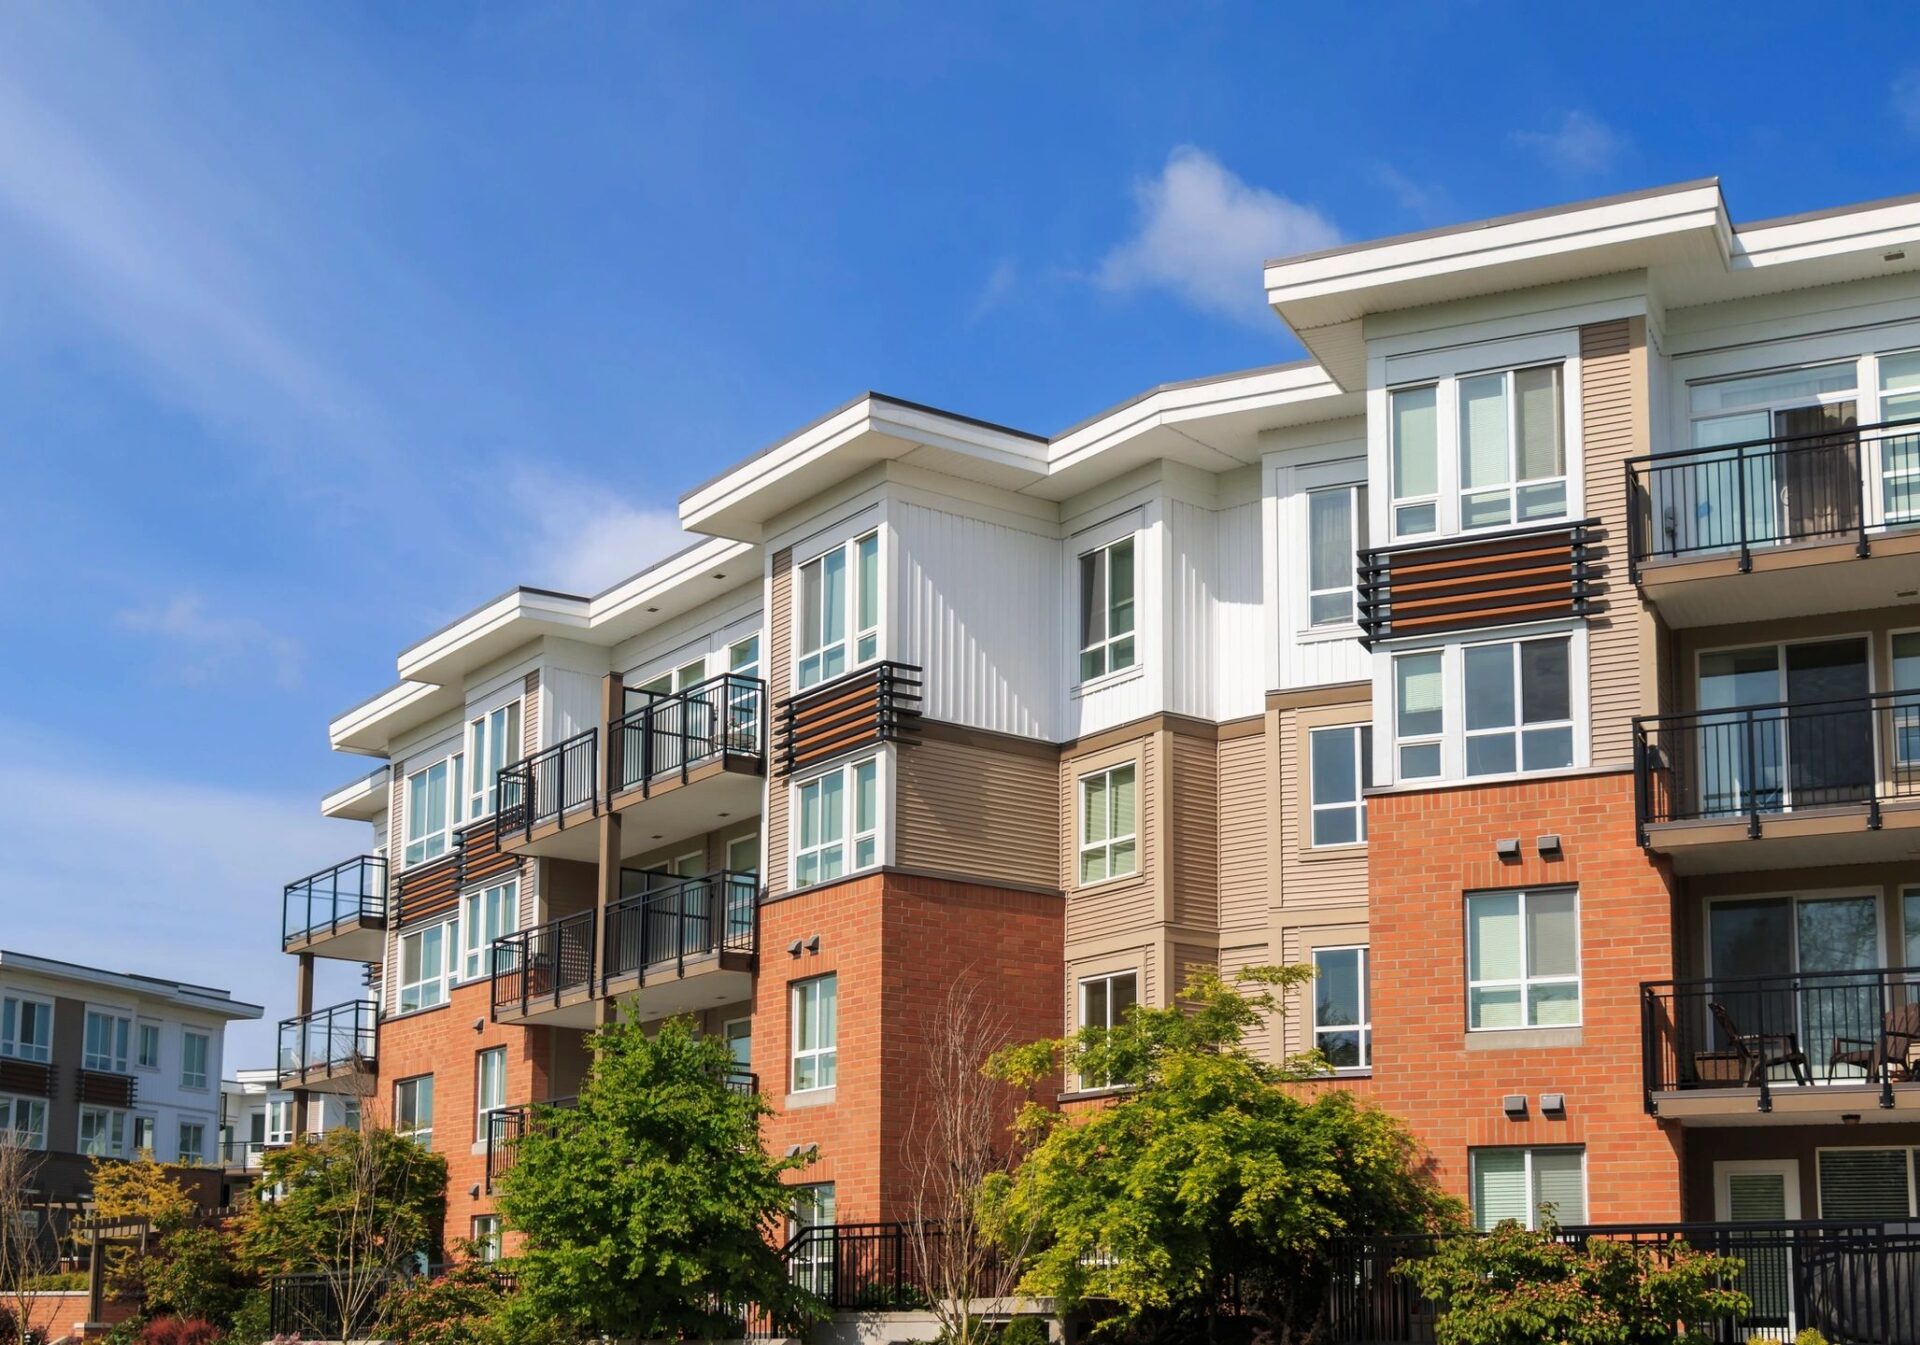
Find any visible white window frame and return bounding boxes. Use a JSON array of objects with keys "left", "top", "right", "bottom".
[
  {"left": 0, "top": 1094, "right": 47, "bottom": 1149},
  {"left": 1309, "top": 725, "right": 1372, "bottom": 848},
  {"left": 131, "top": 1113, "right": 157, "bottom": 1155},
  {"left": 1466, "top": 887, "right": 1582, "bottom": 1032},
  {"left": 460, "top": 878, "right": 519, "bottom": 982},
  {"left": 795, "top": 529, "right": 881, "bottom": 690},
  {"left": 1470, "top": 1146, "right": 1588, "bottom": 1231},
  {"left": 1454, "top": 364, "right": 1569, "bottom": 533},
  {"left": 398, "top": 920, "right": 455, "bottom": 1013},
  {"left": 136, "top": 1021, "right": 161, "bottom": 1071},
  {"left": 1815, "top": 1146, "right": 1919, "bottom": 1219},
  {"left": 394, "top": 1075, "right": 434, "bottom": 1147},
  {"left": 1076, "top": 969, "right": 1139, "bottom": 1090},
  {"left": 181, "top": 1031, "right": 210, "bottom": 1089},
  {"left": 177, "top": 1120, "right": 207, "bottom": 1165},
  {"left": 790, "top": 974, "right": 838, "bottom": 1094},
  {"left": 0, "top": 996, "right": 52, "bottom": 1063},
  {"left": 1311, "top": 946, "right": 1372, "bottom": 1072},
  {"left": 404, "top": 751, "right": 463, "bottom": 868},
  {"left": 1077, "top": 763, "right": 1139, "bottom": 886},
  {"left": 1388, "top": 382, "right": 1442, "bottom": 541},
  {"left": 790, "top": 755, "right": 880, "bottom": 891},
  {"left": 464, "top": 699, "right": 523, "bottom": 823},
  {"left": 1304, "top": 484, "right": 1366, "bottom": 632},
  {"left": 265, "top": 1096, "right": 293, "bottom": 1146},
  {"left": 1461, "top": 633, "right": 1576, "bottom": 779},
  {"left": 1076, "top": 534, "right": 1139, "bottom": 684},
  {"left": 83, "top": 1009, "right": 131, "bottom": 1074},
  {"left": 472, "top": 1214, "right": 503, "bottom": 1262},
  {"left": 78, "top": 1106, "right": 129, "bottom": 1159},
  {"left": 475, "top": 1047, "right": 507, "bottom": 1143}
]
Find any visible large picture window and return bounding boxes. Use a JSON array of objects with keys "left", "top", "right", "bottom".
[
  {"left": 1078, "top": 536, "right": 1137, "bottom": 682},
  {"left": 405, "top": 754, "right": 463, "bottom": 867},
  {"left": 1078, "top": 764, "right": 1138, "bottom": 884},
  {"left": 1464, "top": 636, "right": 1573, "bottom": 776},
  {"left": 465, "top": 700, "right": 522, "bottom": 821},
  {"left": 797, "top": 531, "right": 880, "bottom": 689},
  {"left": 1467, "top": 888, "right": 1580, "bottom": 1030},
  {"left": 793, "top": 757, "right": 879, "bottom": 890},
  {"left": 1458, "top": 366, "right": 1566, "bottom": 530}
]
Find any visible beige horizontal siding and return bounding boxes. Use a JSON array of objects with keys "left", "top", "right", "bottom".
[
  {"left": 1217, "top": 732, "right": 1268, "bottom": 934},
  {"left": 1581, "top": 317, "right": 1648, "bottom": 766},
  {"left": 1168, "top": 734, "right": 1218, "bottom": 930},
  {"left": 895, "top": 733, "right": 1059, "bottom": 889}
]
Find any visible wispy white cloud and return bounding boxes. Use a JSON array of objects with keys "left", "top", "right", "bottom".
[
  {"left": 1512, "top": 111, "right": 1627, "bottom": 177},
  {"left": 969, "top": 257, "right": 1020, "bottom": 323},
  {"left": 1895, "top": 69, "right": 1920, "bottom": 138},
  {"left": 510, "top": 471, "right": 690, "bottom": 596},
  {"left": 116, "top": 592, "right": 305, "bottom": 690},
  {"left": 1370, "top": 162, "right": 1447, "bottom": 221},
  {"left": 1096, "top": 146, "right": 1341, "bottom": 327}
]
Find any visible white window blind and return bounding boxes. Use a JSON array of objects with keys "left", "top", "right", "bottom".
[
  {"left": 1391, "top": 385, "right": 1439, "bottom": 537},
  {"left": 1473, "top": 1147, "right": 1585, "bottom": 1230}
]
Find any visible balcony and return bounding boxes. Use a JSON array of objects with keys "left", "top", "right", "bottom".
[
  {"left": 489, "top": 909, "right": 597, "bottom": 1027},
  {"left": 1633, "top": 692, "right": 1920, "bottom": 872},
  {"left": 485, "top": 1070, "right": 753, "bottom": 1191},
  {"left": 282, "top": 855, "right": 387, "bottom": 961},
  {"left": 601, "top": 871, "right": 758, "bottom": 1016},
  {"left": 493, "top": 728, "right": 599, "bottom": 858},
  {"left": 219, "top": 1139, "right": 287, "bottom": 1172},
  {"left": 606, "top": 674, "right": 767, "bottom": 859},
  {"left": 1643, "top": 966, "right": 1920, "bottom": 1123},
  {"left": 276, "top": 1000, "right": 377, "bottom": 1092},
  {"left": 1625, "top": 417, "right": 1920, "bottom": 626}
]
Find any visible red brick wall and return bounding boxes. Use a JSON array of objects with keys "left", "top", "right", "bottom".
[{"left": 1366, "top": 769, "right": 1685, "bottom": 1223}]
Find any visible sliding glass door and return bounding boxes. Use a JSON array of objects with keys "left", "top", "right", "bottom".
[{"left": 1696, "top": 638, "right": 1872, "bottom": 818}]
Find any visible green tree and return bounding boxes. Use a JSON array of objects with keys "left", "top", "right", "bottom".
[
  {"left": 138, "top": 1226, "right": 250, "bottom": 1327},
  {"left": 494, "top": 1012, "right": 824, "bottom": 1341},
  {"left": 1401, "top": 1220, "right": 1751, "bottom": 1345},
  {"left": 984, "top": 966, "right": 1459, "bottom": 1340}
]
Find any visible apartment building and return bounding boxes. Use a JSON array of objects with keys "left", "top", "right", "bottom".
[
  {"left": 284, "top": 178, "right": 1920, "bottom": 1256},
  {"left": 0, "top": 949, "right": 262, "bottom": 1206}
]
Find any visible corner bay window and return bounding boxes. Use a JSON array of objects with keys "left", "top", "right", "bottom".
[
  {"left": 793, "top": 757, "right": 877, "bottom": 890},
  {"left": 797, "top": 530, "right": 879, "bottom": 689},
  {"left": 1078, "top": 536, "right": 1137, "bottom": 681},
  {"left": 1391, "top": 634, "right": 1575, "bottom": 782},
  {"left": 790, "top": 974, "right": 837, "bottom": 1093},
  {"left": 1312, "top": 947, "right": 1371, "bottom": 1071},
  {"left": 1309, "top": 726, "right": 1371, "bottom": 846},
  {"left": 1078, "top": 764, "right": 1138, "bottom": 884},
  {"left": 1472, "top": 1146, "right": 1586, "bottom": 1230},
  {"left": 1468, "top": 888, "right": 1580, "bottom": 1030},
  {"left": 405, "top": 754, "right": 462, "bottom": 867}
]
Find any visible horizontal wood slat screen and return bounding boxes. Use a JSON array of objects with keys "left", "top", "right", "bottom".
[
  {"left": 75, "top": 1069, "right": 135, "bottom": 1108},
  {"left": 775, "top": 662, "right": 923, "bottom": 776},
  {"left": 1358, "top": 520, "right": 1597, "bottom": 644},
  {"left": 0, "top": 1059, "right": 52, "bottom": 1096},
  {"left": 395, "top": 853, "right": 461, "bottom": 926},
  {"left": 456, "top": 819, "right": 521, "bottom": 889}
]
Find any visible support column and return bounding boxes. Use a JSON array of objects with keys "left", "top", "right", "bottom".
[
  {"left": 594, "top": 672, "right": 623, "bottom": 1027},
  {"left": 292, "top": 951, "right": 314, "bottom": 1135}
]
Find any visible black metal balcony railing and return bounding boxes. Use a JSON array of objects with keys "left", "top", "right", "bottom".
[
  {"left": 1642, "top": 965, "right": 1920, "bottom": 1111},
  {"left": 282, "top": 855, "right": 387, "bottom": 947},
  {"left": 489, "top": 909, "right": 594, "bottom": 1020},
  {"left": 1625, "top": 416, "right": 1920, "bottom": 579},
  {"left": 609, "top": 673, "right": 767, "bottom": 797},
  {"left": 603, "top": 871, "right": 758, "bottom": 985},
  {"left": 276, "top": 1000, "right": 377, "bottom": 1084},
  {"left": 495, "top": 727, "right": 598, "bottom": 845},
  {"left": 782, "top": 1221, "right": 973, "bottom": 1312},
  {"left": 1633, "top": 691, "right": 1920, "bottom": 838},
  {"left": 484, "top": 1094, "right": 578, "bottom": 1191},
  {"left": 1330, "top": 1222, "right": 1920, "bottom": 1344},
  {"left": 219, "top": 1139, "right": 291, "bottom": 1169}
]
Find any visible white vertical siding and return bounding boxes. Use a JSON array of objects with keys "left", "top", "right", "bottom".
[
  {"left": 1167, "top": 499, "right": 1214, "bottom": 720},
  {"left": 1269, "top": 457, "right": 1370, "bottom": 691},
  {"left": 542, "top": 668, "right": 602, "bottom": 747},
  {"left": 1209, "top": 501, "right": 1266, "bottom": 720}
]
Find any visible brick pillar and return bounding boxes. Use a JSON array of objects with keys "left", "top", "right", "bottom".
[
  {"left": 594, "top": 673, "right": 623, "bottom": 1026},
  {"left": 292, "top": 950, "right": 315, "bottom": 1135}
]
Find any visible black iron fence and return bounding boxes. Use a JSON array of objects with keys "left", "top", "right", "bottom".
[
  {"left": 1642, "top": 965, "right": 1920, "bottom": 1108},
  {"left": 1626, "top": 417, "right": 1920, "bottom": 578},
  {"left": 609, "top": 673, "right": 767, "bottom": 797},
  {"left": 282, "top": 854, "right": 386, "bottom": 947},
  {"left": 1331, "top": 1222, "right": 1920, "bottom": 1344},
  {"left": 217, "top": 1139, "right": 288, "bottom": 1169},
  {"left": 275, "top": 999, "right": 376, "bottom": 1085},
  {"left": 495, "top": 727, "right": 598, "bottom": 844},
  {"left": 484, "top": 1095, "right": 578, "bottom": 1191},
  {"left": 269, "top": 1264, "right": 515, "bottom": 1339},
  {"left": 604, "top": 870, "right": 758, "bottom": 984},
  {"left": 490, "top": 908, "right": 594, "bottom": 1020},
  {"left": 783, "top": 1221, "right": 960, "bottom": 1312},
  {"left": 1634, "top": 690, "right": 1920, "bottom": 837}
]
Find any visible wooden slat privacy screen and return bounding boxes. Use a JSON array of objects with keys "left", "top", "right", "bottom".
[
  {"left": 75, "top": 1069, "right": 136, "bottom": 1108},
  {"left": 395, "top": 853, "right": 461, "bottom": 926},
  {"left": 1358, "top": 520, "right": 1596, "bottom": 644},
  {"left": 0, "top": 1059, "right": 52, "bottom": 1097},
  {"left": 775, "top": 662, "right": 923, "bottom": 776}
]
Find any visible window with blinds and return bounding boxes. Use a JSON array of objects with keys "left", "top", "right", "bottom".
[
  {"left": 1817, "top": 1148, "right": 1914, "bottom": 1220},
  {"left": 1471, "top": 1146, "right": 1586, "bottom": 1231},
  {"left": 1467, "top": 888, "right": 1580, "bottom": 1030}
]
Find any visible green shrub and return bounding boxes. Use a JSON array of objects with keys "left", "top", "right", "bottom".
[{"left": 24, "top": 1270, "right": 88, "bottom": 1291}]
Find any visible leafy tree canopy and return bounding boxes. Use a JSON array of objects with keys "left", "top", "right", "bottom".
[
  {"left": 88, "top": 1157, "right": 195, "bottom": 1235},
  {"left": 984, "top": 967, "right": 1459, "bottom": 1338},
  {"left": 237, "top": 1127, "right": 447, "bottom": 1276},
  {"left": 494, "top": 1012, "right": 823, "bottom": 1341}
]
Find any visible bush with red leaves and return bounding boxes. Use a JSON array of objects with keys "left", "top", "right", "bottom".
[{"left": 138, "top": 1318, "right": 225, "bottom": 1345}]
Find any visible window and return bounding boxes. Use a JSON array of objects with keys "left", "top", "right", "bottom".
[
  {"left": 399, "top": 921, "right": 454, "bottom": 1012},
  {"left": 405, "top": 754, "right": 463, "bottom": 867},
  {"left": 1309, "top": 726, "right": 1372, "bottom": 846},
  {"left": 0, "top": 1095, "right": 46, "bottom": 1149},
  {"left": 1467, "top": 888, "right": 1580, "bottom": 1030},
  {"left": 1818, "top": 1149, "right": 1915, "bottom": 1220},
  {"left": 1393, "top": 652, "right": 1444, "bottom": 780},
  {"left": 1077, "top": 536, "right": 1137, "bottom": 681},
  {"left": 788, "top": 1182, "right": 837, "bottom": 1290},
  {"left": 0, "top": 997, "right": 51, "bottom": 1063},
  {"left": 1471, "top": 1147, "right": 1586, "bottom": 1230},
  {"left": 1307, "top": 486, "right": 1365, "bottom": 627},
  {"left": 1390, "top": 384, "right": 1439, "bottom": 538},
  {"left": 475, "top": 1048, "right": 506, "bottom": 1143},
  {"left": 797, "top": 530, "right": 879, "bottom": 689},
  {"left": 729, "top": 634, "right": 761, "bottom": 682},
  {"left": 137, "top": 1022, "right": 161, "bottom": 1070},
  {"left": 1077, "top": 764, "right": 1138, "bottom": 885},
  {"left": 460, "top": 880, "right": 518, "bottom": 981},
  {"left": 726, "top": 833, "right": 760, "bottom": 877},
  {"left": 793, "top": 757, "right": 878, "bottom": 889},
  {"left": 79, "top": 1106, "right": 129, "bottom": 1159},
  {"left": 394, "top": 1076, "right": 434, "bottom": 1147},
  {"left": 181, "top": 1032, "right": 209, "bottom": 1089},
  {"left": 84, "top": 1010, "right": 131, "bottom": 1073},
  {"left": 1458, "top": 366, "right": 1566, "bottom": 530},
  {"left": 1463, "top": 636, "right": 1573, "bottom": 776},
  {"left": 790, "top": 975, "right": 837, "bottom": 1093},
  {"left": 1077, "top": 970, "right": 1138, "bottom": 1089},
  {"left": 132, "top": 1115, "right": 156, "bottom": 1154},
  {"left": 1895, "top": 634, "right": 1920, "bottom": 767},
  {"left": 471, "top": 1215, "right": 502, "bottom": 1262},
  {"left": 343, "top": 1099, "right": 362, "bottom": 1132},
  {"left": 724, "top": 1018, "right": 752, "bottom": 1072},
  {"left": 265, "top": 1096, "right": 293, "bottom": 1146},
  {"left": 1882, "top": 352, "right": 1920, "bottom": 523},
  {"left": 1312, "top": 947, "right": 1371, "bottom": 1071},
  {"left": 177, "top": 1122, "right": 207, "bottom": 1165},
  {"left": 465, "top": 700, "right": 522, "bottom": 821},
  {"left": 727, "top": 636, "right": 763, "bottom": 749}
]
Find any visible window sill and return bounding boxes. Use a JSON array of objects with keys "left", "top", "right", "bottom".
[
  {"left": 1297, "top": 625, "right": 1363, "bottom": 645},
  {"left": 1070, "top": 665, "right": 1144, "bottom": 700},
  {"left": 1464, "top": 1026, "right": 1582, "bottom": 1051},
  {"left": 1057, "top": 1084, "right": 1138, "bottom": 1104},
  {"left": 1367, "top": 763, "right": 1629, "bottom": 797},
  {"left": 1073, "top": 871, "right": 1145, "bottom": 895},
  {"left": 1300, "top": 842, "right": 1367, "bottom": 862},
  {"left": 385, "top": 1002, "right": 451, "bottom": 1024},
  {"left": 784, "top": 1086, "right": 836, "bottom": 1110}
]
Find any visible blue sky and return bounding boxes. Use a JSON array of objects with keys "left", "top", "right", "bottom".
[{"left": 2, "top": 2, "right": 1917, "bottom": 1062}]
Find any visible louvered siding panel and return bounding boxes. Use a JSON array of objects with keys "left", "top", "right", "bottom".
[
  {"left": 764, "top": 548, "right": 794, "bottom": 898},
  {"left": 1581, "top": 317, "right": 1647, "bottom": 765},
  {"left": 396, "top": 855, "right": 460, "bottom": 925},
  {"left": 1168, "top": 734, "right": 1218, "bottom": 930},
  {"left": 894, "top": 734, "right": 1058, "bottom": 889},
  {"left": 1216, "top": 733, "right": 1269, "bottom": 934},
  {"left": 1277, "top": 709, "right": 1370, "bottom": 910}
]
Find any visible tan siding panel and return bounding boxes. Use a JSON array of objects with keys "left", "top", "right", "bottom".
[
  {"left": 1217, "top": 733, "right": 1268, "bottom": 933},
  {"left": 894, "top": 734, "right": 1059, "bottom": 889},
  {"left": 1168, "top": 734, "right": 1218, "bottom": 930},
  {"left": 1277, "top": 710, "right": 1370, "bottom": 910},
  {"left": 1060, "top": 737, "right": 1158, "bottom": 946},
  {"left": 1220, "top": 943, "right": 1274, "bottom": 1060},
  {"left": 522, "top": 670, "right": 540, "bottom": 758},
  {"left": 1172, "top": 944, "right": 1216, "bottom": 998},
  {"left": 765, "top": 548, "right": 794, "bottom": 898},
  {"left": 1581, "top": 317, "right": 1648, "bottom": 766}
]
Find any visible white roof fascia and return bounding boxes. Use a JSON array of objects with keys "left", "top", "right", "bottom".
[
  {"left": 397, "top": 587, "right": 591, "bottom": 683},
  {"left": 1730, "top": 197, "right": 1920, "bottom": 274},
  {"left": 0, "top": 950, "right": 265, "bottom": 1020},
  {"left": 320, "top": 766, "right": 391, "bottom": 820},
  {"left": 328, "top": 680, "right": 446, "bottom": 756}
]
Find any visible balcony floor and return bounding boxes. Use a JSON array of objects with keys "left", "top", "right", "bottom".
[
  {"left": 282, "top": 917, "right": 386, "bottom": 962},
  {"left": 601, "top": 955, "right": 754, "bottom": 1021},
  {"left": 1645, "top": 796, "right": 1920, "bottom": 874},
  {"left": 1653, "top": 1078, "right": 1920, "bottom": 1126},
  {"left": 1637, "top": 527, "right": 1920, "bottom": 627}
]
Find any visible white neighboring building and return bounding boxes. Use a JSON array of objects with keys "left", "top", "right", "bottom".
[{"left": 219, "top": 1067, "right": 356, "bottom": 1171}]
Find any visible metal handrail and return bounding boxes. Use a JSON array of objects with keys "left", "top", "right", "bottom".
[
  {"left": 608, "top": 673, "right": 767, "bottom": 799},
  {"left": 275, "top": 1000, "right": 376, "bottom": 1084},
  {"left": 495, "top": 727, "right": 598, "bottom": 845},
  {"left": 603, "top": 870, "right": 759, "bottom": 987},
  {"left": 282, "top": 855, "right": 387, "bottom": 947},
  {"left": 489, "top": 909, "right": 594, "bottom": 1020}
]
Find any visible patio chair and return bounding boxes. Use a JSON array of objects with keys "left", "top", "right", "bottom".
[
  {"left": 1702, "top": 1000, "right": 1810, "bottom": 1087},
  {"left": 1829, "top": 1001, "right": 1920, "bottom": 1082}
]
